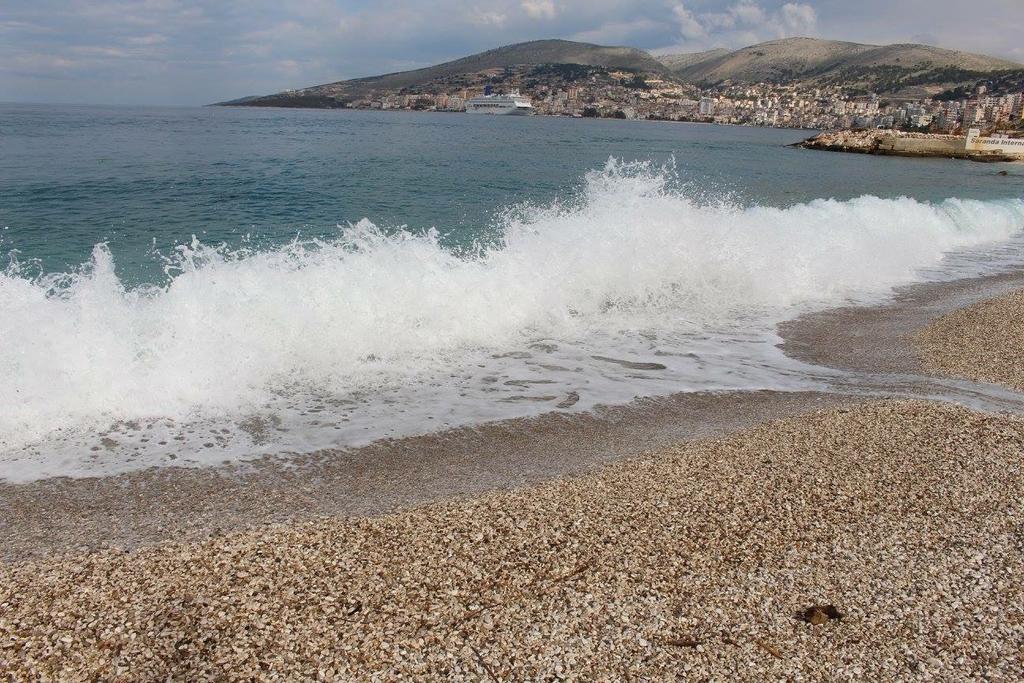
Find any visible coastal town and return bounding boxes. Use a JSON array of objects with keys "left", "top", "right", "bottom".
[{"left": 331, "top": 62, "right": 1024, "bottom": 134}]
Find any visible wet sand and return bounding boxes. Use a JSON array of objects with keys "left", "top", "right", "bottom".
[
  {"left": 779, "top": 270, "right": 1024, "bottom": 376},
  {"left": 1, "top": 391, "right": 847, "bottom": 563}
]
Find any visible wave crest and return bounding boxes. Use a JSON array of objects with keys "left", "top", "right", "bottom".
[{"left": 2, "top": 160, "right": 1022, "bottom": 450}]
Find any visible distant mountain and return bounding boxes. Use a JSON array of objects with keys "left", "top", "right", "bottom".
[
  {"left": 229, "top": 40, "right": 672, "bottom": 107},
  {"left": 655, "top": 48, "right": 730, "bottom": 72},
  {"left": 656, "top": 37, "right": 1023, "bottom": 95},
  {"left": 221, "top": 36, "right": 1024, "bottom": 108},
  {"left": 216, "top": 95, "right": 265, "bottom": 105}
]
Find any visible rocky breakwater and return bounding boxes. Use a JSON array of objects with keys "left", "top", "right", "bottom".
[
  {"left": 796, "top": 129, "right": 893, "bottom": 154},
  {"left": 796, "top": 129, "right": 1021, "bottom": 163}
]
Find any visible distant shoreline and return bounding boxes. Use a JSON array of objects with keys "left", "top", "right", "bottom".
[{"left": 214, "top": 102, "right": 824, "bottom": 133}]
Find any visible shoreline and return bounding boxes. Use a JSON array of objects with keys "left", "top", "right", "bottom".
[
  {"left": 4, "top": 270, "right": 1024, "bottom": 678},
  {"left": 4, "top": 269, "right": 1024, "bottom": 564},
  {"left": 779, "top": 268, "right": 1024, "bottom": 376},
  {"left": 1, "top": 390, "right": 850, "bottom": 563},
  {"left": 215, "top": 102, "right": 827, "bottom": 133}
]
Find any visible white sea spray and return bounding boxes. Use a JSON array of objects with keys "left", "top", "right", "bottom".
[{"left": 1, "top": 160, "right": 1022, "bottom": 479}]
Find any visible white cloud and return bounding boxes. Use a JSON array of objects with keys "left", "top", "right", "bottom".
[
  {"left": 665, "top": 0, "right": 819, "bottom": 52},
  {"left": 69, "top": 45, "right": 130, "bottom": 58},
  {"left": 7, "top": 53, "right": 78, "bottom": 75},
  {"left": 126, "top": 33, "right": 168, "bottom": 45},
  {"left": 670, "top": 3, "right": 706, "bottom": 40},
  {"left": 522, "top": 0, "right": 558, "bottom": 20},
  {"left": 470, "top": 8, "right": 508, "bottom": 26},
  {"left": 779, "top": 3, "right": 817, "bottom": 34},
  {"left": 732, "top": 2, "right": 768, "bottom": 26}
]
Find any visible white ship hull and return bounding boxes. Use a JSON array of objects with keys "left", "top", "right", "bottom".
[
  {"left": 465, "top": 91, "right": 534, "bottom": 115},
  {"left": 466, "top": 106, "right": 533, "bottom": 115}
]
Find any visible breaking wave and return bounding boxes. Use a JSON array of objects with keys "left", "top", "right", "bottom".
[{"left": 2, "top": 160, "right": 1023, "bottom": 461}]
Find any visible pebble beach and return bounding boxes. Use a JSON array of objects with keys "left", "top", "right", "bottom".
[
  {"left": 4, "top": 285, "right": 1024, "bottom": 681},
  {"left": 3, "top": 398, "right": 1024, "bottom": 681},
  {"left": 917, "top": 288, "right": 1024, "bottom": 391}
]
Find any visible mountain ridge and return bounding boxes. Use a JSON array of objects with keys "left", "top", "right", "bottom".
[
  {"left": 656, "top": 37, "right": 1023, "bottom": 94},
  {"left": 242, "top": 39, "right": 672, "bottom": 107},
  {"left": 222, "top": 37, "right": 1023, "bottom": 107}
]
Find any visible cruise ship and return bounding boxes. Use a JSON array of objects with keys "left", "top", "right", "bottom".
[{"left": 465, "top": 88, "right": 534, "bottom": 115}]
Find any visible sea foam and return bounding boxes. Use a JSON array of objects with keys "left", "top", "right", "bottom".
[{"left": 2, "top": 160, "right": 1022, "bottom": 479}]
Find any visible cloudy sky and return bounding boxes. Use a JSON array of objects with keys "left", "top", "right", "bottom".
[{"left": 2, "top": 0, "right": 1022, "bottom": 105}]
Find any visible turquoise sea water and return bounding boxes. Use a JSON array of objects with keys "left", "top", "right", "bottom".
[
  {"left": 2, "top": 104, "right": 1023, "bottom": 481},
  {"left": 2, "top": 104, "right": 1020, "bottom": 282}
]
